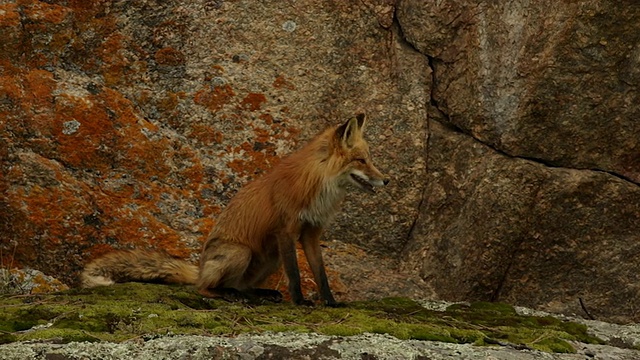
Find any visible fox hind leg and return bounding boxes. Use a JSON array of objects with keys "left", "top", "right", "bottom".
[
  {"left": 196, "top": 242, "right": 282, "bottom": 303},
  {"left": 197, "top": 242, "right": 252, "bottom": 297},
  {"left": 237, "top": 255, "right": 283, "bottom": 303},
  {"left": 240, "top": 261, "right": 284, "bottom": 303}
]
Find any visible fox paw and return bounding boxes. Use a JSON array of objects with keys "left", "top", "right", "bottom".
[
  {"left": 217, "top": 288, "right": 249, "bottom": 303},
  {"left": 294, "top": 298, "right": 315, "bottom": 306},
  {"left": 249, "top": 288, "right": 283, "bottom": 304},
  {"left": 325, "top": 301, "right": 346, "bottom": 308}
]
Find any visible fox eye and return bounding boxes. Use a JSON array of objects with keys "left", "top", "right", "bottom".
[{"left": 355, "top": 158, "right": 366, "bottom": 164}]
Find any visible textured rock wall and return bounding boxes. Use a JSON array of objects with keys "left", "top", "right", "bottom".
[
  {"left": 398, "top": 0, "right": 640, "bottom": 323},
  {"left": 398, "top": 0, "right": 640, "bottom": 182},
  {"left": 2, "top": 0, "right": 639, "bottom": 323},
  {"left": 0, "top": 0, "right": 427, "bottom": 290}
]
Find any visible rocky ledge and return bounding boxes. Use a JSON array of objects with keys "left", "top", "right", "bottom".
[
  {"left": 1, "top": 332, "right": 639, "bottom": 360},
  {"left": 0, "top": 283, "right": 639, "bottom": 360}
]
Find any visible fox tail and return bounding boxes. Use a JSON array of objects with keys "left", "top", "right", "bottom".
[{"left": 81, "top": 250, "right": 198, "bottom": 288}]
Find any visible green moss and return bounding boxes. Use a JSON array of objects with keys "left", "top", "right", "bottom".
[
  {"left": 16, "top": 328, "right": 102, "bottom": 343},
  {"left": 352, "top": 297, "right": 426, "bottom": 314},
  {"left": 448, "top": 328, "right": 486, "bottom": 344},
  {"left": 0, "top": 333, "right": 17, "bottom": 344},
  {"left": 469, "top": 301, "right": 518, "bottom": 315},
  {"left": 0, "top": 283, "right": 604, "bottom": 353},
  {"left": 409, "top": 330, "right": 455, "bottom": 342},
  {"left": 537, "top": 338, "right": 576, "bottom": 353},
  {"left": 319, "top": 324, "right": 363, "bottom": 337}
]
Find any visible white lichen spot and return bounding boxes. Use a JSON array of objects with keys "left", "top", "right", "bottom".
[
  {"left": 62, "top": 120, "right": 81, "bottom": 135},
  {"left": 211, "top": 77, "right": 226, "bottom": 86},
  {"left": 282, "top": 20, "right": 297, "bottom": 32}
]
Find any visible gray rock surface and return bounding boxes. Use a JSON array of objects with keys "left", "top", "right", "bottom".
[
  {"left": 4, "top": 296, "right": 640, "bottom": 360},
  {"left": 402, "top": 119, "right": 640, "bottom": 323},
  {"left": 397, "top": 0, "right": 640, "bottom": 322},
  {"left": 2, "top": 325, "right": 640, "bottom": 360},
  {"left": 398, "top": 0, "right": 640, "bottom": 182},
  {"left": 1, "top": 0, "right": 639, "bottom": 329},
  {"left": 0, "top": 0, "right": 426, "bottom": 285}
]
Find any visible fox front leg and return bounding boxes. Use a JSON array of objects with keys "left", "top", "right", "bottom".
[
  {"left": 278, "top": 232, "right": 314, "bottom": 306},
  {"left": 300, "top": 224, "right": 339, "bottom": 307}
]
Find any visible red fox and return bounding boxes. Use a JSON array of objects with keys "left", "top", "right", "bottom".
[{"left": 82, "top": 114, "right": 388, "bottom": 306}]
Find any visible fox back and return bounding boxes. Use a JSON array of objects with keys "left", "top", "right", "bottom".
[
  {"left": 197, "top": 113, "right": 389, "bottom": 305},
  {"left": 209, "top": 113, "right": 388, "bottom": 246}
]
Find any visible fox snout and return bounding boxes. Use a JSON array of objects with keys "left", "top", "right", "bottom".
[
  {"left": 350, "top": 168, "right": 389, "bottom": 194},
  {"left": 367, "top": 174, "right": 389, "bottom": 187},
  {"left": 333, "top": 113, "right": 390, "bottom": 194}
]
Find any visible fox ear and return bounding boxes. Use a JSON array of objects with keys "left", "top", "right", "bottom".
[
  {"left": 355, "top": 113, "right": 366, "bottom": 130},
  {"left": 336, "top": 116, "right": 362, "bottom": 148}
]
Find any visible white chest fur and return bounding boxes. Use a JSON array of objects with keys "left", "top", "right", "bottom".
[{"left": 299, "top": 179, "right": 346, "bottom": 227}]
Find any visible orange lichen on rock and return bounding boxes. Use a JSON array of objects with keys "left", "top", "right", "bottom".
[
  {"left": 184, "top": 160, "right": 206, "bottom": 187},
  {"left": 0, "top": 74, "right": 22, "bottom": 104},
  {"left": 26, "top": 269, "right": 70, "bottom": 293},
  {"left": 227, "top": 141, "right": 278, "bottom": 178},
  {"left": 88, "top": 189, "right": 187, "bottom": 256},
  {"left": 240, "top": 93, "right": 267, "bottom": 111},
  {"left": 0, "top": 3, "right": 20, "bottom": 27},
  {"left": 98, "top": 88, "right": 173, "bottom": 177},
  {"left": 194, "top": 84, "right": 236, "bottom": 112},
  {"left": 63, "top": 0, "right": 110, "bottom": 22},
  {"left": 18, "top": 185, "right": 91, "bottom": 246},
  {"left": 101, "top": 33, "right": 130, "bottom": 87},
  {"left": 20, "top": 0, "right": 70, "bottom": 25},
  {"left": 157, "top": 91, "right": 186, "bottom": 113},
  {"left": 0, "top": 5, "right": 21, "bottom": 60},
  {"left": 175, "top": 148, "right": 206, "bottom": 190},
  {"left": 2, "top": 153, "right": 98, "bottom": 274},
  {"left": 252, "top": 126, "right": 273, "bottom": 144},
  {"left": 155, "top": 47, "right": 186, "bottom": 66},
  {"left": 273, "top": 75, "right": 295, "bottom": 90},
  {"left": 259, "top": 113, "right": 274, "bottom": 125},
  {"left": 208, "top": 64, "right": 225, "bottom": 77},
  {"left": 83, "top": 243, "right": 117, "bottom": 261},
  {"left": 190, "top": 124, "right": 224, "bottom": 145},
  {"left": 52, "top": 94, "right": 119, "bottom": 171},
  {"left": 24, "top": 69, "right": 56, "bottom": 110},
  {"left": 3, "top": 268, "right": 70, "bottom": 295}
]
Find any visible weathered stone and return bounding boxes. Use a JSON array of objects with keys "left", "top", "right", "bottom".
[
  {"left": 0, "top": 0, "right": 428, "bottom": 298},
  {"left": 3, "top": 331, "right": 640, "bottom": 360},
  {"left": 398, "top": 0, "right": 640, "bottom": 183},
  {"left": 4, "top": 0, "right": 638, "bottom": 327},
  {"left": 396, "top": 0, "right": 640, "bottom": 323},
  {"left": 402, "top": 120, "right": 640, "bottom": 323},
  {"left": 0, "top": 268, "right": 69, "bottom": 295}
]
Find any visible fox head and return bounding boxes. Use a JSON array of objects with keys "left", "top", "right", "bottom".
[{"left": 331, "top": 114, "right": 389, "bottom": 193}]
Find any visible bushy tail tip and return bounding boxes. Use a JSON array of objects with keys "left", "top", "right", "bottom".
[{"left": 81, "top": 250, "right": 198, "bottom": 288}]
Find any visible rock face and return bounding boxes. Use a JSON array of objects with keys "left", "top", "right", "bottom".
[
  {"left": 398, "top": 0, "right": 640, "bottom": 322},
  {"left": 1, "top": 0, "right": 639, "bottom": 324},
  {"left": 404, "top": 120, "right": 640, "bottom": 323},
  {"left": 3, "top": 332, "right": 640, "bottom": 360},
  {"left": 0, "top": 0, "right": 427, "bottom": 293},
  {"left": 398, "top": 0, "right": 640, "bottom": 182}
]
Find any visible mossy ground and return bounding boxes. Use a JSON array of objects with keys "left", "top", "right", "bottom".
[{"left": 0, "top": 283, "right": 602, "bottom": 353}]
